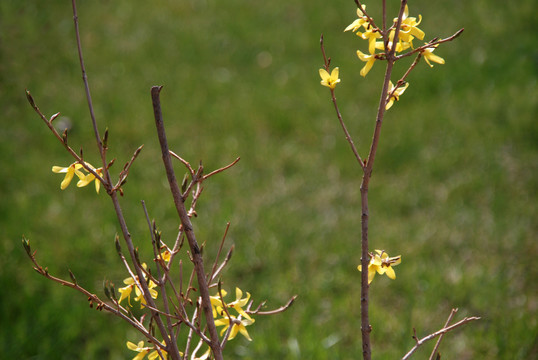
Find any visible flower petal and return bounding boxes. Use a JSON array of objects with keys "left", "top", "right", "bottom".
[{"left": 385, "top": 266, "right": 396, "bottom": 279}]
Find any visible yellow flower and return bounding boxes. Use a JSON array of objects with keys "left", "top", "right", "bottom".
[
  {"left": 118, "top": 264, "right": 159, "bottom": 308},
  {"left": 126, "top": 341, "right": 151, "bottom": 360},
  {"left": 375, "top": 29, "right": 412, "bottom": 54},
  {"left": 397, "top": 5, "right": 425, "bottom": 46},
  {"left": 210, "top": 289, "right": 227, "bottom": 317},
  {"left": 356, "top": 50, "right": 377, "bottom": 77},
  {"left": 226, "top": 287, "right": 253, "bottom": 321},
  {"left": 358, "top": 250, "right": 401, "bottom": 284},
  {"left": 118, "top": 281, "right": 134, "bottom": 307},
  {"left": 319, "top": 67, "right": 341, "bottom": 89},
  {"left": 210, "top": 287, "right": 253, "bottom": 320},
  {"left": 211, "top": 287, "right": 256, "bottom": 341},
  {"left": 76, "top": 164, "right": 103, "bottom": 193},
  {"left": 127, "top": 340, "right": 171, "bottom": 360},
  {"left": 357, "top": 28, "right": 382, "bottom": 54},
  {"left": 344, "top": 5, "right": 368, "bottom": 33},
  {"left": 52, "top": 163, "right": 85, "bottom": 190},
  {"left": 148, "top": 341, "right": 170, "bottom": 360},
  {"left": 214, "top": 314, "right": 255, "bottom": 341},
  {"left": 158, "top": 249, "right": 171, "bottom": 263},
  {"left": 421, "top": 44, "right": 445, "bottom": 67},
  {"left": 385, "top": 81, "right": 409, "bottom": 110}
]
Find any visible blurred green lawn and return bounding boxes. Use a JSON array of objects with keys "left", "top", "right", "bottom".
[{"left": 1, "top": 0, "right": 536, "bottom": 359}]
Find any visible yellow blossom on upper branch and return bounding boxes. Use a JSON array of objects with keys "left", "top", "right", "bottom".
[
  {"left": 52, "top": 163, "right": 85, "bottom": 190},
  {"left": 375, "top": 29, "right": 412, "bottom": 54},
  {"left": 319, "top": 67, "right": 341, "bottom": 89},
  {"left": 348, "top": 3, "right": 426, "bottom": 67},
  {"left": 358, "top": 250, "right": 401, "bottom": 284},
  {"left": 344, "top": 5, "right": 368, "bottom": 33},
  {"left": 385, "top": 80, "right": 409, "bottom": 110},
  {"left": 357, "top": 27, "right": 382, "bottom": 54},
  {"left": 356, "top": 50, "right": 377, "bottom": 77},
  {"left": 395, "top": 5, "right": 425, "bottom": 47},
  {"left": 76, "top": 164, "right": 103, "bottom": 193},
  {"left": 421, "top": 44, "right": 445, "bottom": 67},
  {"left": 52, "top": 161, "right": 102, "bottom": 193}
]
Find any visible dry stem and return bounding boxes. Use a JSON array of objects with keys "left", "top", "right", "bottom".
[
  {"left": 401, "top": 314, "right": 481, "bottom": 360},
  {"left": 151, "top": 85, "right": 223, "bottom": 360}
]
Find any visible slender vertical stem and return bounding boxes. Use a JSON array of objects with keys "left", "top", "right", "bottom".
[
  {"left": 142, "top": 201, "right": 178, "bottom": 347},
  {"left": 71, "top": 0, "right": 102, "bottom": 156},
  {"left": 151, "top": 86, "right": 223, "bottom": 360},
  {"left": 358, "top": 2, "right": 407, "bottom": 357},
  {"left": 71, "top": 1, "right": 180, "bottom": 358},
  {"left": 110, "top": 191, "right": 182, "bottom": 360}
]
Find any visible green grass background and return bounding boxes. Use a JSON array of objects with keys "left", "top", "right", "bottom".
[{"left": 1, "top": 0, "right": 536, "bottom": 358}]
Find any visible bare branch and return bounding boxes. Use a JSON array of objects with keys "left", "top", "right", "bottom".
[
  {"left": 251, "top": 295, "right": 298, "bottom": 315},
  {"left": 203, "top": 157, "right": 240, "bottom": 180},
  {"left": 401, "top": 315, "right": 481, "bottom": 360},
  {"left": 319, "top": 37, "right": 365, "bottom": 169},
  {"left": 395, "top": 28, "right": 465, "bottom": 61},
  {"left": 429, "top": 308, "right": 459, "bottom": 360},
  {"left": 151, "top": 85, "right": 223, "bottom": 360}
]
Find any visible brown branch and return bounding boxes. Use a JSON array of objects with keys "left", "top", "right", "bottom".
[
  {"left": 151, "top": 85, "right": 223, "bottom": 360},
  {"left": 208, "top": 223, "right": 231, "bottom": 284},
  {"left": 251, "top": 295, "right": 298, "bottom": 315},
  {"left": 25, "top": 90, "right": 107, "bottom": 187},
  {"left": 71, "top": 0, "right": 102, "bottom": 155},
  {"left": 22, "top": 237, "right": 161, "bottom": 345},
  {"left": 203, "top": 157, "right": 241, "bottom": 180},
  {"left": 429, "top": 308, "right": 458, "bottom": 360},
  {"left": 395, "top": 28, "right": 465, "bottom": 61},
  {"left": 359, "top": 3, "right": 405, "bottom": 360},
  {"left": 114, "top": 144, "right": 144, "bottom": 192},
  {"left": 208, "top": 246, "right": 234, "bottom": 287},
  {"left": 354, "top": 0, "right": 381, "bottom": 35},
  {"left": 320, "top": 35, "right": 365, "bottom": 169},
  {"left": 401, "top": 315, "right": 481, "bottom": 360}
]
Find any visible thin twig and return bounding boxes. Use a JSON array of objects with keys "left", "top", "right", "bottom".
[
  {"left": 208, "top": 223, "right": 231, "bottom": 283},
  {"left": 114, "top": 145, "right": 144, "bottom": 192},
  {"left": 141, "top": 201, "right": 178, "bottom": 345},
  {"left": 151, "top": 85, "right": 223, "bottom": 360},
  {"left": 395, "top": 28, "right": 465, "bottom": 61},
  {"left": 429, "top": 308, "right": 458, "bottom": 360},
  {"left": 251, "top": 295, "right": 298, "bottom": 315},
  {"left": 71, "top": 0, "right": 101, "bottom": 152},
  {"left": 25, "top": 90, "right": 107, "bottom": 187},
  {"left": 401, "top": 315, "right": 481, "bottom": 360},
  {"left": 320, "top": 35, "right": 365, "bottom": 169},
  {"left": 23, "top": 239, "right": 161, "bottom": 345},
  {"left": 203, "top": 157, "right": 241, "bottom": 180},
  {"left": 208, "top": 246, "right": 234, "bottom": 286}
]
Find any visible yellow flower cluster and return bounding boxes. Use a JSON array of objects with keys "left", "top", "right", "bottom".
[
  {"left": 118, "top": 263, "right": 161, "bottom": 309},
  {"left": 342, "top": 4, "right": 445, "bottom": 110},
  {"left": 52, "top": 162, "right": 103, "bottom": 193},
  {"left": 126, "top": 340, "right": 171, "bottom": 360},
  {"left": 345, "top": 4, "right": 443, "bottom": 77},
  {"left": 358, "top": 250, "right": 401, "bottom": 284},
  {"left": 210, "top": 287, "right": 255, "bottom": 341}
]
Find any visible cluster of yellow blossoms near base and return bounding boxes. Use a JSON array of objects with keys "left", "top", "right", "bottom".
[
  {"left": 122, "top": 268, "right": 254, "bottom": 359},
  {"left": 320, "top": 4, "right": 445, "bottom": 110}
]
